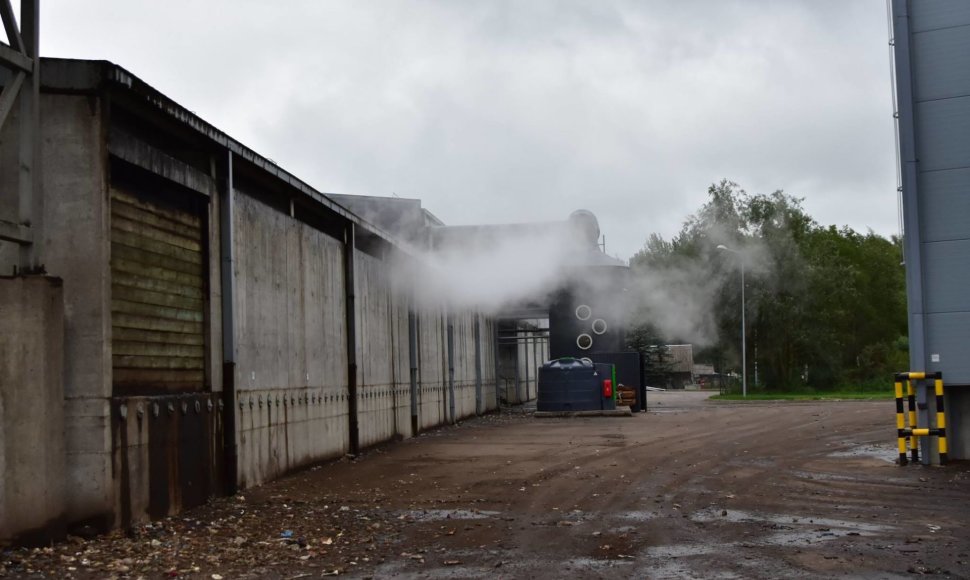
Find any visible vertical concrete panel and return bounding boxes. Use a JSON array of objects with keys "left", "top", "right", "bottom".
[
  {"left": 355, "top": 250, "right": 396, "bottom": 448},
  {"left": 233, "top": 190, "right": 349, "bottom": 487},
  {"left": 0, "top": 277, "right": 66, "bottom": 543},
  {"left": 483, "top": 318, "right": 498, "bottom": 411},
  {"left": 35, "top": 95, "right": 113, "bottom": 526},
  {"left": 418, "top": 309, "right": 445, "bottom": 429}
]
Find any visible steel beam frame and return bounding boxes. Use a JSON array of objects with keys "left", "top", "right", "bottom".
[{"left": 0, "top": 0, "right": 40, "bottom": 272}]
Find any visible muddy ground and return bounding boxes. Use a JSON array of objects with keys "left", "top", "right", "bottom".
[{"left": 4, "top": 391, "right": 970, "bottom": 579}]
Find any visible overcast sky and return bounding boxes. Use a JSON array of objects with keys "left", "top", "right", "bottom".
[{"left": 39, "top": 1, "right": 898, "bottom": 260}]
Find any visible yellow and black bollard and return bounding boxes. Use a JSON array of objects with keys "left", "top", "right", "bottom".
[
  {"left": 894, "top": 378, "right": 907, "bottom": 465},
  {"left": 935, "top": 375, "right": 948, "bottom": 464},
  {"left": 892, "top": 371, "right": 947, "bottom": 466},
  {"left": 907, "top": 378, "right": 918, "bottom": 462}
]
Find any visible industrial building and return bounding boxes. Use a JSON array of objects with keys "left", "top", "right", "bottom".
[
  {"left": 891, "top": 0, "right": 970, "bottom": 462},
  {"left": 0, "top": 55, "right": 578, "bottom": 543}
]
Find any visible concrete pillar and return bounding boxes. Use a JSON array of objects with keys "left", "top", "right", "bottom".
[{"left": 0, "top": 275, "right": 66, "bottom": 544}]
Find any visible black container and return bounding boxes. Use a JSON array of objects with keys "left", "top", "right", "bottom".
[
  {"left": 587, "top": 351, "right": 644, "bottom": 411},
  {"left": 537, "top": 358, "right": 616, "bottom": 412}
]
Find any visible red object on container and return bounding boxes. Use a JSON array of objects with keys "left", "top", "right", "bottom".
[{"left": 602, "top": 379, "right": 613, "bottom": 398}]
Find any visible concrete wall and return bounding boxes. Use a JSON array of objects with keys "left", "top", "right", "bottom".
[
  {"left": 0, "top": 276, "right": 66, "bottom": 544},
  {"left": 417, "top": 308, "right": 447, "bottom": 429},
  {"left": 356, "top": 249, "right": 407, "bottom": 447},
  {"left": 1, "top": 84, "right": 510, "bottom": 541},
  {"left": 481, "top": 318, "right": 499, "bottom": 412},
  {"left": 233, "top": 189, "right": 350, "bottom": 488},
  {"left": 0, "top": 94, "right": 110, "bottom": 524},
  {"left": 38, "top": 95, "right": 113, "bottom": 527}
]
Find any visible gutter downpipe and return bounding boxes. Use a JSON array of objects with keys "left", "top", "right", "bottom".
[
  {"left": 409, "top": 307, "right": 419, "bottom": 435},
  {"left": 345, "top": 223, "right": 360, "bottom": 455},
  {"left": 447, "top": 311, "right": 456, "bottom": 423},
  {"left": 474, "top": 314, "right": 483, "bottom": 415},
  {"left": 220, "top": 150, "right": 238, "bottom": 495},
  {"left": 891, "top": 0, "right": 929, "bottom": 463},
  {"left": 494, "top": 321, "right": 501, "bottom": 408}
]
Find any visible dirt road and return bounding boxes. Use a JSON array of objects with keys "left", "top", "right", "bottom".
[{"left": 5, "top": 391, "right": 970, "bottom": 579}]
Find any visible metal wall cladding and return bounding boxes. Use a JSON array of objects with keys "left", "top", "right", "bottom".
[
  {"left": 909, "top": 2, "right": 970, "bottom": 33},
  {"left": 907, "top": 0, "right": 970, "bottom": 383},
  {"left": 924, "top": 313, "right": 970, "bottom": 383},
  {"left": 915, "top": 97, "right": 970, "bottom": 172},
  {"left": 918, "top": 168, "right": 970, "bottom": 242},
  {"left": 110, "top": 188, "right": 206, "bottom": 395},
  {"left": 912, "top": 26, "right": 970, "bottom": 102}
]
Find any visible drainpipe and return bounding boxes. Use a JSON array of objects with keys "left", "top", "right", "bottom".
[
  {"left": 891, "top": 0, "right": 930, "bottom": 464},
  {"left": 344, "top": 223, "right": 359, "bottom": 455},
  {"left": 514, "top": 335, "right": 522, "bottom": 404},
  {"left": 447, "top": 311, "right": 455, "bottom": 423},
  {"left": 220, "top": 150, "right": 238, "bottom": 495},
  {"left": 474, "top": 314, "right": 482, "bottom": 415},
  {"left": 516, "top": 333, "right": 532, "bottom": 403},
  {"left": 493, "top": 320, "right": 501, "bottom": 408},
  {"left": 408, "top": 307, "right": 418, "bottom": 435},
  {"left": 532, "top": 325, "right": 538, "bottom": 401}
]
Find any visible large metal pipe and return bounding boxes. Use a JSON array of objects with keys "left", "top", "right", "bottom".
[
  {"left": 344, "top": 223, "right": 359, "bottom": 455},
  {"left": 219, "top": 150, "right": 238, "bottom": 495}
]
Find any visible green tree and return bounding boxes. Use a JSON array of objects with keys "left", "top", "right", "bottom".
[{"left": 631, "top": 180, "right": 906, "bottom": 391}]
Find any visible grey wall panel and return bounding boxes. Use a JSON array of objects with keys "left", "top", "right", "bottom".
[
  {"left": 912, "top": 26, "right": 970, "bottom": 102},
  {"left": 924, "top": 312, "right": 970, "bottom": 384},
  {"left": 915, "top": 96, "right": 970, "bottom": 172},
  {"left": 916, "top": 97, "right": 970, "bottom": 171},
  {"left": 910, "top": 3, "right": 970, "bottom": 33},
  {"left": 918, "top": 168, "right": 970, "bottom": 242},
  {"left": 921, "top": 238, "right": 970, "bottom": 313},
  {"left": 947, "top": 390, "right": 970, "bottom": 461}
]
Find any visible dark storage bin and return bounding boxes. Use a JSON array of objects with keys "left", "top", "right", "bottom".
[{"left": 537, "top": 358, "right": 616, "bottom": 412}]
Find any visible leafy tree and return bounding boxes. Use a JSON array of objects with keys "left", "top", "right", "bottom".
[
  {"left": 631, "top": 180, "right": 906, "bottom": 391},
  {"left": 626, "top": 323, "right": 672, "bottom": 386}
]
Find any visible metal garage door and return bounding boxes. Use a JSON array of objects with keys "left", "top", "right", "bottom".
[{"left": 110, "top": 187, "right": 206, "bottom": 395}]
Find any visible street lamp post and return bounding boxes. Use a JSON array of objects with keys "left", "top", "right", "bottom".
[{"left": 717, "top": 244, "right": 746, "bottom": 398}]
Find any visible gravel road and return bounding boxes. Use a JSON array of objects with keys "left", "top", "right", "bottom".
[{"left": 5, "top": 391, "right": 969, "bottom": 579}]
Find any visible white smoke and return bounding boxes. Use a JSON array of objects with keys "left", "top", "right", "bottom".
[{"left": 393, "top": 225, "right": 590, "bottom": 313}]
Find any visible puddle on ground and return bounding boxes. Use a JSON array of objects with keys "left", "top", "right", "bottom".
[
  {"left": 638, "top": 508, "right": 894, "bottom": 577},
  {"left": 645, "top": 543, "right": 719, "bottom": 558},
  {"left": 690, "top": 507, "right": 890, "bottom": 534},
  {"left": 616, "top": 510, "right": 660, "bottom": 522},
  {"left": 399, "top": 508, "right": 501, "bottom": 522},
  {"left": 791, "top": 469, "right": 911, "bottom": 484},
  {"left": 828, "top": 443, "right": 897, "bottom": 463},
  {"left": 562, "top": 556, "right": 636, "bottom": 570}
]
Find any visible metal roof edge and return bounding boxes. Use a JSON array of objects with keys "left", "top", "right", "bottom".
[{"left": 39, "top": 57, "right": 410, "bottom": 252}]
